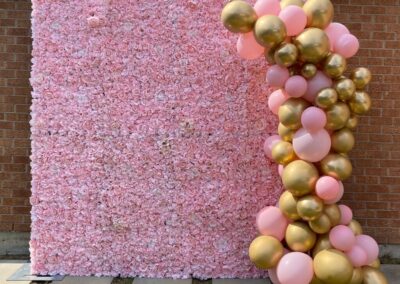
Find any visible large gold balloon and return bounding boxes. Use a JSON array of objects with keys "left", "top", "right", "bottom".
[
  {"left": 369, "top": 259, "right": 381, "bottom": 269},
  {"left": 315, "top": 88, "right": 338, "bottom": 109},
  {"left": 301, "top": 63, "right": 317, "bottom": 79},
  {"left": 285, "top": 222, "right": 316, "bottom": 252},
  {"left": 271, "top": 141, "right": 297, "bottom": 165},
  {"left": 346, "top": 115, "right": 358, "bottom": 129},
  {"left": 294, "top": 28, "right": 330, "bottom": 63},
  {"left": 324, "top": 204, "right": 341, "bottom": 227},
  {"left": 334, "top": 78, "right": 356, "bottom": 101},
  {"left": 324, "top": 53, "right": 347, "bottom": 78},
  {"left": 254, "top": 15, "right": 287, "bottom": 48},
  {"left": 314, "top": 249, "right": 354, "bottom": 284},
  {"left": 331, "top": 128, "right": 355, "bottom": 153},
  {"left": 349, "top": 91, "right": 371, "bottom": 115},
  {"left": 221, "top": 1, "right": 257, "bottom": 33},
  {"left": 278, "top": 123, "right": 295, "bottom": 142},
  {"left": 309, "top": 213, "right": 332, "bottom": 234},
  {"left": 348, "top": 219, "right": 363, "bottom": 235},
  {"left": 282, "top": 160, "right": 319, "bottom": 197},
  {"left": 279, "top": 190, "right": 300, "bottom": 220},
  {"left": 278, "top": 98, "right": 309, "bottom": 130},
  {"left": 280, "top": 0, "right": 304, "bottom": 9},
  {"left": 362, "top": 267, "right": 388, "bottom": 284},
  {"left": 351, "top": 67, "right": 372, "bottom": 90},
  {"left": 310, "top": 275, "right": 325, "bottom": 284},
  {"left": 297, "top": 195, "right": 324, "bottom": 221},
  {"left": 303, "top": 0, "right": 334, "bottom": 29},
  {"left": 312, "top": 234, "right": 332, "bottom": 257},
  {"left": 274, "top": 43, "right": 298, "bottom": 67},
  {"left": 248, "top": 236, "right": 284, "bottom": 269},
  {"left": 320, "top": 153, "right": 353, "bottom": 180},
  {"left": 349, "top": 268, "right": 364, "bottom": 284},
  {"left": 325, "top": 102, "right": 351, "bottom": 130}
]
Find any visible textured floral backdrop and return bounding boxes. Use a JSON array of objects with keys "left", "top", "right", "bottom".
[{"left": 30, "top": 0, "right": 280, "bottom": 278}]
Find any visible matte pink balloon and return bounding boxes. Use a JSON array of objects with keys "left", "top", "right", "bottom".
[
  {"left": 268, "top": 89, "right": 290, "bottom": 115},
  {"left": 346, "top": 245, "right": 368, "bottom": 267},
  {"left": 277, "top": 252, "right": 314, "bottom": 284},
  {"left": 254, "top": 0, "right": 281, "bottom": 16},
  {"left": 256, "top": 206, "right": 288, "bottom": 241},
  {"left": 284, "top": 75, "right": 308, "bottom": 98},
  {"left": 356, "top": 235, "right": 379, "bottom": 265},
  {"left": 329, "top": 225, "right": 356, "bottom": 252},
  {"left": 303, "top": 71, "right": 332, "bottom": 102},
  {"left": 301, "top": 107, "right": 327, "bottom": 132},
  {"left": 266, "top": 65, "right": 290, "bottom": 88},
  {"left": 316, "top": 176, "right": 340, "bottom": 201},
  {"left": 325, "top": 181, "right": 344, "bottom": 204},
  {"left": 278, "top": 6, "right": 307, "bottom": 36},
  {"left": 263, "top": 135, "right": 281, "bottom": 159},
  {"left": 292, "top": 128, "right": 331, "bottom": 162},
  {"left": 339, "top": 204, "right": 353, "bottom": 225},
  {"left": 237, "top": 32, "right": 265, "bottom": 60},
  {"left": 278, "top": 164, "right": 284, "bottom": 177},
  {"left": 324, "top": 22, "right": 350, "bottom": 50},
  {"left": 335, "top": 34, "right": 360, "bottom": 58},
  {"left": 268, "top": 268, "right": 281, "bottom": 284}
]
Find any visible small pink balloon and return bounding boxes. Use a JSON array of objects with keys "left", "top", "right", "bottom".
[
  {"left": 301, "top": 107, "right": 327, "bottom": 132},
  {"left": 263, "top": 135, "right": 281, "bottom": 159},
  {"left": 266, "top": 65, "right": 290, "bottom": 88},
  {"left": 292, "top": 128, "right": 331, "bottom": 162},
  {"left": 277, "top": 252, "right": 314, "bottom": 284},
  {"left": 324, "top": 22, "right": 350, "bottom": 50},
  {"left": 316, "top": 176, "right": 340, "bottom": 201},
  {"left": 284, "top": 75, "right": 308, "bottom": 98},
  {"left": 339, "top": 204, "right": 353, "bottom": 225},
  {"left": 278, "top": 6, "right": 307, "bottom": 36},
  {"left": 256, "top": 206, "right": 289, "bottom": 241},
  {"left": 346, "top": 245, "right": 368, "bottom": 267},
  {"left": 329, "top": 225, "right": 356, "bottom": 252},
  {"left": 237, "top": 32, "right": 265, "bottom": 60},
  {"left": 335, "top": 34, "right": 360, "bottom": 58},
  {"left": 356, "top": 235, "right": 379, "bottom": 265},
  {"left": 324, "top": 181, "right": 344, "bottom": 204},
  {"left": 268, "top": 89, "right": 290, "bottom": 115},
  {"left": 278, "top": 164, "right": 284, "bottom": 177},
  {"left": 268, "top": 268, "right": 281, "bottom": 284},
  {"left": 254, "top": 0, "right": 281, "bottom": 16},
  {"left": 303, "top": 71, "right": 332, "bottom": 102}
]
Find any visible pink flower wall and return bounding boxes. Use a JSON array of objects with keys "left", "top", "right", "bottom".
[{"left": 30, "top": 0, "right": 280, "bottom": 278}]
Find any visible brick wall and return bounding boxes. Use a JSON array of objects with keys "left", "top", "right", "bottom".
[{"left": 0, "top": 0, "right": 399, "bottom": 244}]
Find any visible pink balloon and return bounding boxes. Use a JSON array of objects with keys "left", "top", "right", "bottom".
[
  {"left": 266, "top": 65, "right": 290, "bottom": 88},
  {"left": 268, "top": 89, "right": 290, "bottom": 115},
  {"left": 237, "top": 32, "right": 265, "bottom": 60},
  {"left": 292, "top": 128, "right": 331, "bottom": 162},
  {"left": 335, "top": 34, "right": 360, "bottom": 58},
  {"left": 301, "top": 107, "right": 327, "bottom": 132},
  {"left": 263, "top": 135, "right": 281, "bottom": 159},
  {"left": 329, "top": 225, "right": 356, "bottom": 252},
  {"left": 268, "top": 268, "right": 281, "bottom": 284},
  {"left": 303, "top": 71, "right": 333, "bottom": 102},
  {"left": 324, "top": 22, "right": 350, "bottom": 50},
  {"left": 277, "top": 252, "right": 314, "bottom": 284},
  {"left": 346, "top": 245, "right": 368, "bottom": 267},
  {"left": 278, "top": 6, "right": 307, "bottom": 36},
  {"left": 284, "top": 75, "right": 308, "bottom": 98},
  {"left": 278, "top": 164, "right": 284, "bottom": 177},
  {"left": 356, "top": 235, "right": 379, "bottom": 265},
  {"left": 256, "top": 206, "right": 289, "bottom": 241},
  {"left": 339, "top": 204, "right": 353, "bottom": 225},
  {"left": 254, "top": 0, "right": 281, "bottom": 16},
  {"left": 316, "top": 176, "right": 340, "bottom": 201},
  {"left": 325, "top": 181, "right": 344, "bottom": 204}
]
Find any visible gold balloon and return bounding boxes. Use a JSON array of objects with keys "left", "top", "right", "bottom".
[
  {"left": 248, "top": 236, "right": 284, "bottom": 269},
  {"left": 324, "top": 204, "right": 341, "bottom": 227},
  {"left": 303, "top": 0, "right": 334, "bottom": 29},
  {"left": 369, "top": 259, "right": 381, "bottom": 269},
  {"left": 320, "top": 153, "right": 353, "bottom": 180},
  {"left": 331, "top": 128, "right": 355, "bottom": 153},
  {"left": 324, "top": 53, "right": 347, "bottom": 78},
  {"left": 334, "top": 78, "right": 356, "bottom": 101},
  {"left": 271, "top": 141, "right": 297, "bottom": 165},
  {"left": 314, "top": 249, "right": 354, "bottom": 284},
  {"left": 349, "top": 268, "right": 364, "bottom": 284},
  {"left": 278, "top": 98, "right": 309, "bottom": 130},
  {"left": 264, "top": 47, "right": 276, "bottom": 64},
  {"left": 349, "top": 91, "right": 371, "bottom": 115},
  {"left": 280, "top": 0, "right": 304, "bottom": 9},
  {"left": 312, "top": 234, "right": 333, "bottom": 257},
  {"left": 274, "top": 43, "right": 298, "bottom": 67},
  {"left": 309, "top": 213, "right": 332, "bottom": 234},
  {"left": 310, "top": 275, "right": 325, "bottom": 284},
  {"left": 301, "top": 63, "right": 317, "bottom": 79},
  {"left": 278, "top": 123, "right": 295, "bottom": 142},
  {"left": 221, "top": 1, "right": 257, "bottom": 33},
  {"left": 254, "top": 15, "right": 287, "bottom": 48},
  {"left": 348, "top": 219, "right": 363, "bottom": 235},
  {"left": 294, "top": 28, "right": 330, "bottom": 63},
  {"left": 285, "top": 222, "right": 316, "bottom": 252},
  {"left": 279, "top": 190, "right": 300, "bottom": 221},
  {"left": 297, "top": 195, "right": 324, "bottom": 221},
  {"left": 346, "top": 115, "right": 358, "bottom": 129},
  {"left": 325, "top": 102, "right": 351, "bottom": 130},
  {"left": 315, "top": 88, "right": 338, "bottom": 109},
  {"left": 362, "top": 267, "right": 389, "bottom": 284},
  {"left": 282, "top": 160, "right": 319, "bottom": 197},
  {"left": 351, "top": 67, "right": 372, "bottom": 90}
]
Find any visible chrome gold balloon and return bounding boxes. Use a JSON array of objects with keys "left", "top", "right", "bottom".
[
  {"left": 248, "top": 235, "right": 284, "bottom": 269},
  {"left": 324, "top": 53, "right": 347, "bottom": 78},
  {"left": 254, "top": 15, "right": 287, "bottom": 48},
  {"left": 369, "top": 259, "right": 381, "bottom": 269},
  {"left": 310, "top": 275, "right": 325, "bottom": 284},
  {"left": 280, "top": 0, "right": 304, "bottom": 9},
  {"left": 309, "top": 213, "right": 332, "bottom": 234},
  {"left": 334, "top": 78, "right": 356, "bottom": 101},
  {"left": 282, "top": 160, "right": 319, "bottom": 197},
  {"left": 294, "top": 28, "right": 330, "bottom": 63},
  {"left": 349, "top": 268, "right": 364, "bottom": 284},
  {"left": 348, "top": 219, "right": 363, "bottom": 235},
  {"left": 324, "top": 204, "right": 341, "bottom": 227},
  {"left": 315, "top": 88, "right": 338, "bottom": 109},
  {"left": 271, "top": 141, "right": 297, "bottom": 165},
  {"left": 301, "top": 63, "right": 317, "bottom": 79},
  {"left": 349, "top": 91, "right": 371, "bottom": 115},
  {"left": 312, "top": 234, "right": 333, "bottom": 257},
  {"left": 320, "top": 153, "right": 353, "bottom": 180},
  {"left": 278, "top": 98, "right": 310, "bottom": 130},
  {"left": 285, "top": 222, "right": 316, "bottom": 252},
  {"left": 362, "top": 267, "right": 389, "bottom": 284},
  {"left": 303, "top": 0, "right": 334, "bottom": 29},
  {"left": 221, "top": 1, "right": 258, "bottom": 33},
  {"left": 331, "top": 128, "right": 355, "bottom": 153},
  {"left": 279, "top": 190, "right": 300, "bottom": 221},
  {"left": 278, "top": 123, "right": 295, "bottom": 142},
  {"left": 297, "top": 195, "right": 324, "bottom": 221},
  {"left": 314, "top": 249, "right": 354, "bottom": 284},
  {"left": 346, "top": 114, "right": 358, "bottom": 129},
  {"left": 274, "top": 43, "right": 298, "bottom": 67},
  {"left": 351, "top": 67, "right": 372, "bottom": 90},
  {"left": 325, "top": 102, "right": 350, "bottom": 130}
]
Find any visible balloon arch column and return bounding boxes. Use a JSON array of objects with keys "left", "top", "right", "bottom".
[{"left": 221, "top": 0, "right": 388, "bottom": 284}]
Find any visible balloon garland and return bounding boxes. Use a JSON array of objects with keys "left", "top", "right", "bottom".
[{"left": 221, "top": 1, "right": 388, "bottom": 284}]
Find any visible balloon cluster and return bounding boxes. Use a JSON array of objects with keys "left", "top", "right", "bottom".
[{"left": 221, "top": 0, "right": 388, "bottom": 283}]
